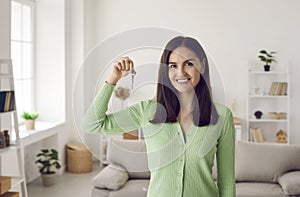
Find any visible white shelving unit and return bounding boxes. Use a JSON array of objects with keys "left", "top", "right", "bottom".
[
  {"left": 246, "top": 68, "right": 290, "bottom": 144},
  {"left": 0, "top": 59, "right": 28, "bottom": 197}
]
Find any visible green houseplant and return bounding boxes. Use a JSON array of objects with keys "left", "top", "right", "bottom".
[
  {"left": 258, "top": 50, "right": 277, "bottom": 71},
  {"left": 35, "top": 149, "right": 61, "bottom": 186},
  {"left": 21, "top": 112, "right": 39, "bottom": 130}
]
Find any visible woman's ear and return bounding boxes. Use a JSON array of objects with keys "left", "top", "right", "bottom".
[{"left": 200, "top": 58, "right": 206, "bottom": 74}]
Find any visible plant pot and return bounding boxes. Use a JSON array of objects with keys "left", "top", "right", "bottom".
[
  {"left": 264, "top": 65, "right": 270, "bottom": 72},
  {"left": 41, "top": 173, "right": 57, "bottom": 186},
  {"left": 25, "top": 119, "right": 35, "bottom": 130}
]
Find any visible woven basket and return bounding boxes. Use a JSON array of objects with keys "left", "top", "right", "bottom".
[{"left": 66, "top": 142, "right": 92, "bottom": 173}]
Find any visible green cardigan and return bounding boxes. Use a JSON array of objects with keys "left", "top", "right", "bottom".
[{"left": 83, "top": 83, "right": 236, "bottom": 197}]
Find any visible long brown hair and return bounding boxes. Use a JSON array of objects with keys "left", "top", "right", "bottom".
[{"left": 151, "top": 36, "right": 219, "bottom": 126}]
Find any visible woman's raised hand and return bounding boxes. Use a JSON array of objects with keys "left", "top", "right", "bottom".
[{"left": 107, "top": 57, "right": 135, "bottom": 85}]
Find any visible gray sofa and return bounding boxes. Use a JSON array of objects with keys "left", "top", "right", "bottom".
[
  {"left": 235, "top": 141, "right": 300, "bottom": 197},
  {"left": 92, "top": 139, "right": 300, "bottom": 197},
  {"left": 92, "top": 138, "right": 149, "bottom": 197}
]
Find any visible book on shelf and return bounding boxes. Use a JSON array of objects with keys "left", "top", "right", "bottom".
[
  {"left": 249, "top": 128, "right": 264, "bottom": 143},
  {"left": 275, "top": 82, "right": 282, "bottom": 95},
  {"left": 280, "top": 82, "right": 288, "bottom": 95},
  {"left": 269, "top": 82, "right": 277, "bottom": 95},
  {"left": 269, "top": 82, "right": 288, "bottom": 96},
  {"left": 0, "top": 91, "right": 15, "bottom": 112},
  {"left": 249, "top": 128, "right": 253, "bottom": 142}
]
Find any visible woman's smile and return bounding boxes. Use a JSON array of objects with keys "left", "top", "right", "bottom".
[
  {"left": 176, "top": 78, "right": 191, "bottom": 83},
  {"left": 168, "top": 46, "right": 205, "bottom": 93}
]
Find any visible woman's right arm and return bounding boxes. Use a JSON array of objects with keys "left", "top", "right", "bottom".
[{"left": 82, "top": 57, "right": 145, "bottom": 134}]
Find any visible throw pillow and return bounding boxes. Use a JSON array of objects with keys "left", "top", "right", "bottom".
[
  {"left": 279, "top": 171, "right": 300, "bottom": 195},
  {"left": 92, "top": 163, "right": 129, "bottom": 191}
]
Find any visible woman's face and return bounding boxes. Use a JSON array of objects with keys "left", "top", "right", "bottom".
[{"left": 168, "top": 46, "right": 205, "bottom": 93}]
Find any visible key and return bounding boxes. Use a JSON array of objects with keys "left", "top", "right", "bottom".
[{"left": 131, "top": 70, "right": 136, "bottom": 90}]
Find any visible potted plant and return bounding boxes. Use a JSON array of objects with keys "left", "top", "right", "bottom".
[
  {"left": 35, "top": 149, "right": 61, "bottom": 186},
  {"left": 21, "top": 112, "right": 39, "bottom": 130},
  {"left": 258, "top": 50, "right": 277, "bottom": 71}
]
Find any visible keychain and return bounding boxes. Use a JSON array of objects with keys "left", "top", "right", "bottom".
[{"left": 131, "top": 69, "right": 136, "bottom": 90}]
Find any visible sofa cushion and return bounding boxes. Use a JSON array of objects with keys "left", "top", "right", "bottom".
[
  {"left": 236, "top": 182, "right": 288, "bottom": 197},
  {"left": 235, "top": 141, "right": 300, "bottom": 182},
  {"left": 107, "top": 138, "right": 150, "bottom": 179},
  {"left": 92, "top": 163, "right": 129, "bottom": 191},
  {"left": 278, "top": 171, "right": 300, "bottom": 195},
  {"left": 109, "top": 179, "right": 149, "bottom": 197}
]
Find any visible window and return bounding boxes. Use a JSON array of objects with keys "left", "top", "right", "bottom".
[{"left": 11, "top": 0, "right": 35, "bottom": 118}]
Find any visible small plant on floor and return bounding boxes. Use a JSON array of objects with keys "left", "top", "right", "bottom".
[
  {"left": 36, "top": 149, "right": 61, "bottom": 174},
  {"left": 36, "top": 149, "right": 61, "bottom": 186}
]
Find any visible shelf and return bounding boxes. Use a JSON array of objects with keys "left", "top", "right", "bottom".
[
  {"left": 0, "top": 110, "right": 16, "bottom": 116},
  {"left": 247, "top": 66, "right": 289, "bottom": 144},
  {"left": 249, "top": 71, "right": 287, "bottom": 75},
  {"left": 0, "top": 145, "right": 20, "bottom": 155},
  {"left": 248, "top": 119, "right": 288, "bottom": 123},
  {"left": 248, "top": 95, "right": 288, "bottom": 98},
  {"left": 248, "top": 141, "right": 289, "bottom": 145},
  {"left": 0, "top": 59, "right": 28, "bottom": 197}
]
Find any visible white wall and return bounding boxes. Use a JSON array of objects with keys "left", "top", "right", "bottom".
[
  {"left": 35, "top": 0, "right": 66, "bottom": 122},
  {"left": 78, "top": 0, "right": 300, "bottom": 144},
  {"left": 0, "top": 0, "right": 11, "bottom": 59}
]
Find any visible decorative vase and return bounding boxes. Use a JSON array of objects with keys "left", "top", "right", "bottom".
[
  {"left": 264, "top": 65, "right": 270, "bottom": 72},
  {"left": 25, "top": 119, "right": 35, "bottom": 130},
  {"left": 41, "top": 173, "right": 57, "bottom": 186}
]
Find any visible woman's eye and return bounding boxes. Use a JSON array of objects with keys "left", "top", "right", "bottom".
[
  {"left": 186, "top": 62, "right": 194, "bottom": 66},
  {"left": 169, "top": 64, "right": 176, "bottom": 68}
]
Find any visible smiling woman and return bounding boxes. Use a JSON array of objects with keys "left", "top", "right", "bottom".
[{"left": 83, "top": 36, "right": 235, "bottom": 197}]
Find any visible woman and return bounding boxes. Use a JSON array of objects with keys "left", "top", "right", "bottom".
[{"left": 83, "top": 36, "right": 236, "bottom": 196}]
